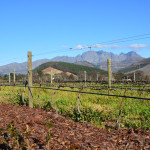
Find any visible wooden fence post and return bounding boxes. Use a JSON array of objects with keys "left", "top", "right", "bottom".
[
  {"left": 28, "top": 51, "right": 33, "bottom": 108},
  {"left": 134, "top": 72, "right": 135, "bottom": 82},
  {"left": 51, "top": 70, "right": 53, "bottom": 84},
  {"left": 107, "top": 59, "right": 111, "bottom": 88},
  {"left": 84, "top": 71, "right": 86, "bottom": 87},
  {"left": 9, "top": 73, "right": 11, "bottom": 84},
  {"left": 14, "top": 69, "right": 16, "bottom": 83}
]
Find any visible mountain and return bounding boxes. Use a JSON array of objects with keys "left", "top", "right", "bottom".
[
  {"left": 118, "top": 57, "right": 150, "bottom": 75},
  {"left": 50, "top": 56, "right": 75, "bottom": 63},
  {"left": 0, "top": 59, "right": 50, "bottom": 75},
  {"left": 50, "top": 51, "right": 144, "bottom": 71},
  {"left": 99, "top": 52, "right": 144, "bottom": 71},
  {"left": 74, "top": 61, "right": 96, "bottom": 68},
  {"left": 34, "top": 62, "right": 107, "bottom": 75},
  {"left": 0, "top": 50, "right": 144, "bottom": 75}
]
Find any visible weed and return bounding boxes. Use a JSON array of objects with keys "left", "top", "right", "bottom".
[
  {"left": 24, "top": 124, "right": 31, "bottom": 150},
  {"left": 0, "top": 83, "right": 150, "bottom": 130},
  {"left": 45, "top": 120, "right": 54, "bottom": 150}
]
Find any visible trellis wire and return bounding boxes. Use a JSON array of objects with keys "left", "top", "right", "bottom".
[{"left": 0, "top": 84, "right": 150, "bottom": 101}]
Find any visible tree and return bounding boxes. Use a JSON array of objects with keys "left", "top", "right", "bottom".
[
  {"left": 0, "top": 74, "right": 2, "bottom": 80},
  {"left": 3, "top": 74, "right": 8, "bottom": 80},
  {"left": 135, "top": 71, "right": 144, "bottom": 81},
  {"left": 69, "top": 74, "right": 74, "bottom": 80},
  {"left": 144, "top": 75, "right": 150, "bottom": 81},
  {"left": 37, "top": 70, "right": 43, "bottom": 82},
  {"left": 77, "top": 71, "right": 85, "bottom": 81},
  {"left": 88, "top": 71, "right": 98, "bottom": 81},
  {"left": 114, "top": 73, "right": 126, "bottom": 81}
]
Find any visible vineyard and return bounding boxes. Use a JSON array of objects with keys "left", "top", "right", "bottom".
[
  {"left": 0, "top": 53, "right": 150, "bottom": 149},
  {"left": 0, "top": 80, "right": 150, "bottom": 149},
  {"left": 1, "top": 0, "right": 150, "bottom": 148}
]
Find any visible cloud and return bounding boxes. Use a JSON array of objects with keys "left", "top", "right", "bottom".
[
  {"left": 92, "top": 44, "right": 109, "bottom": 48},
  {"left": 111, "top": 45, "right": 121, "bottom": 49},
  {"left": 69, "top": 44, "right": 149, "bottom": 51},
  {"left": 126, "top": 44, "right": 149, "bottom": 50},
  {"left": 72, "top": 44, "right": 121, "bottom": 50},
  {"left": 92, "top": 44, "right": 121, "bottom": 49},
  {"left": 74, "top": 45, "right": 83, "bottom": 49},
  {"left": 83, "top": 45, "right": 89, "bottom": 49}
]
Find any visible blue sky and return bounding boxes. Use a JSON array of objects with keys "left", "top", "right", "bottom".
[{"left": 0, "top": 0, "right": 150, "bottom": 66}]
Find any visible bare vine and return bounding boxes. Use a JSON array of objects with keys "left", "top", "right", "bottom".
[
  {"left": 77, "top": 87, "right": 84, "bottom": 114},
  {"left": 50, "top": 85, "right": 62, "bottom": 116},
  {"left": 117, "top": 88, "right": 128, "bottom": 130}
]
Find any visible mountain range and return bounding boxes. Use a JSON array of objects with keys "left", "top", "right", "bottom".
[
  {"left": 0, "top": 59, "right": 50, "bottom": 75},
  {"left": 48, "top": 50, "right": 144, "bottom": 72},
  {"left": 118, "top": 57, "right": 150, "bottom": 75},
  {"left": 0, "top": 50, "right": 144, "bottom": 75}
]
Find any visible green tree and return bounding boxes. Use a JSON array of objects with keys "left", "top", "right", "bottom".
[
  {"left": 114, "top": 73, "right": 126, "bottom": 81},
  {"left": 69, "top": 74, "right": 74, "bottom": 80},
  {"left": 37, "top": 70, "right": 43, "bottom": 82},
  {"left": 3, "top": 74, "right": 8, "bottom": 80}
]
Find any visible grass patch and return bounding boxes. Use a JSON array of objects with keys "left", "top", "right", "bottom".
[{"left": 0, "top": 84, "right": 150, "bottom": 130}]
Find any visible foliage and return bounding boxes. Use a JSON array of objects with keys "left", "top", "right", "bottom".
[
  {"left": 113, "top": 72, "right": 126, "bottom": 80},
  {"left": 45, "top": 120, "right": 54, "bottom": 150},
  {"left": 34, "top": 61, "right": 107, "bottom": 75},
  {"left": 0, "top": 83, "right": 150, "bottom": 130},
  {"left": 0, "top": 121, "right": 26, "bottom": 149},
  {"left": 3, "top": 74, "right": 8, "bottom": 80}
]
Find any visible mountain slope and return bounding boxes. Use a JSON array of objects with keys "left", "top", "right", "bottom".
[
  {"left": 50, "top": 51, "right": 144, "bottom": 71},
  {"left": 0, "top": 59, "right": 50, "bottom": 74},
  {"left": 34, "top": 62, "right": 107, "bottom": 75},
  {"left": 118, "top": 57, "right": 150, "bottom": 75},
  {"left": 0, "top": 50, "right": 144, "bottom": 74},
  {"left": 74, "top": 61, "right": 96, "bottom": 68}
]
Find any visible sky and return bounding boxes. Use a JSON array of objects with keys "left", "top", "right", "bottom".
[{"left": 0, "top": 0, "right": 150, "bottom": 66}]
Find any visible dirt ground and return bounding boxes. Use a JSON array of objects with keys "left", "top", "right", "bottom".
[{"left": 0, "top": 103, "right": 149, "bottom": 149}]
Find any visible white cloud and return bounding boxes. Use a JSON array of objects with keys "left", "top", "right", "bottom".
[
  {"left": 72, "top": 44, "right": 121, "bottom": 50},
  {"left": 92, "top": 44, "right": 109, "bottom": 48},
  {"left": 111, "top": 45, "right": 121, "bottom": 49},
  {"left": 92, "top": 44, "right": 121, "bottom": 49},
  {"left": 83, "top": 45, "right": 89, "bottom": 49},
  {"left": 69, "top": 43, "right": 149, "bottom": 51},
  {"left": 126, "top": 44, "right": 149, "bottom": 50},
  {"left": 74, "top": 45, "right": 83, "bottom": 49}
]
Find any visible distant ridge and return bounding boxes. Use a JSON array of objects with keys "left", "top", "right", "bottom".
[
  {"left": 50, "top": 51, "right": 144, "bottom": 72},
  {"left": 118, "top": 57, "right": 150, "bottom": 75},
  {"left": 0, "top": 59, "right": 50, "bottom": 75},
  {"left": 0, "top": 50, "right": 144, "bottom": 74},
  {"left": 74, "top": 61, "right": 96, "bottom": 68}
]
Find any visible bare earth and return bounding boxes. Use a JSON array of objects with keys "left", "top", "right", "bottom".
[{"left": 0, "top": 103, "right": 149, "bottom": 149}]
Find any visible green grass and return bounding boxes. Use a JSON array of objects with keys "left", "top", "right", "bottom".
[{"left": 0, "top": 83, "right": 150, "bottom": 130}]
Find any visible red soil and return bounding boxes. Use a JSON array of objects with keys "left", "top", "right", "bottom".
[{"left": 0, "top": 103, "right": 149, "bottom": 149}]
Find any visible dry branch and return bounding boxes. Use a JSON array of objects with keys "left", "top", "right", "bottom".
[
  {"left": 117, "top": 89, "right": 127, "bottom": 130},
  {"left": 77, "top": 87, "right": 84, "bottom": 114}
]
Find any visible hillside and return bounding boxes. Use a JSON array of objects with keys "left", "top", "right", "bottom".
[
  {"left": 34, "top": 62, "right": 107, "bottom": 75},
  {"left": 0, "top": 59, "right": 50, "bottom": 75},
  {"left": 51, "top": 51, "right": 144, "bottom": 71},
  {"left": 74, "top": 61, "right": 96, "bottom": 68},
  {"left": 0, "top": 50, "right": 143, "bottom": 75},
  {"left": 118, "top": 57, "right": 150, "bottom": 75}
]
